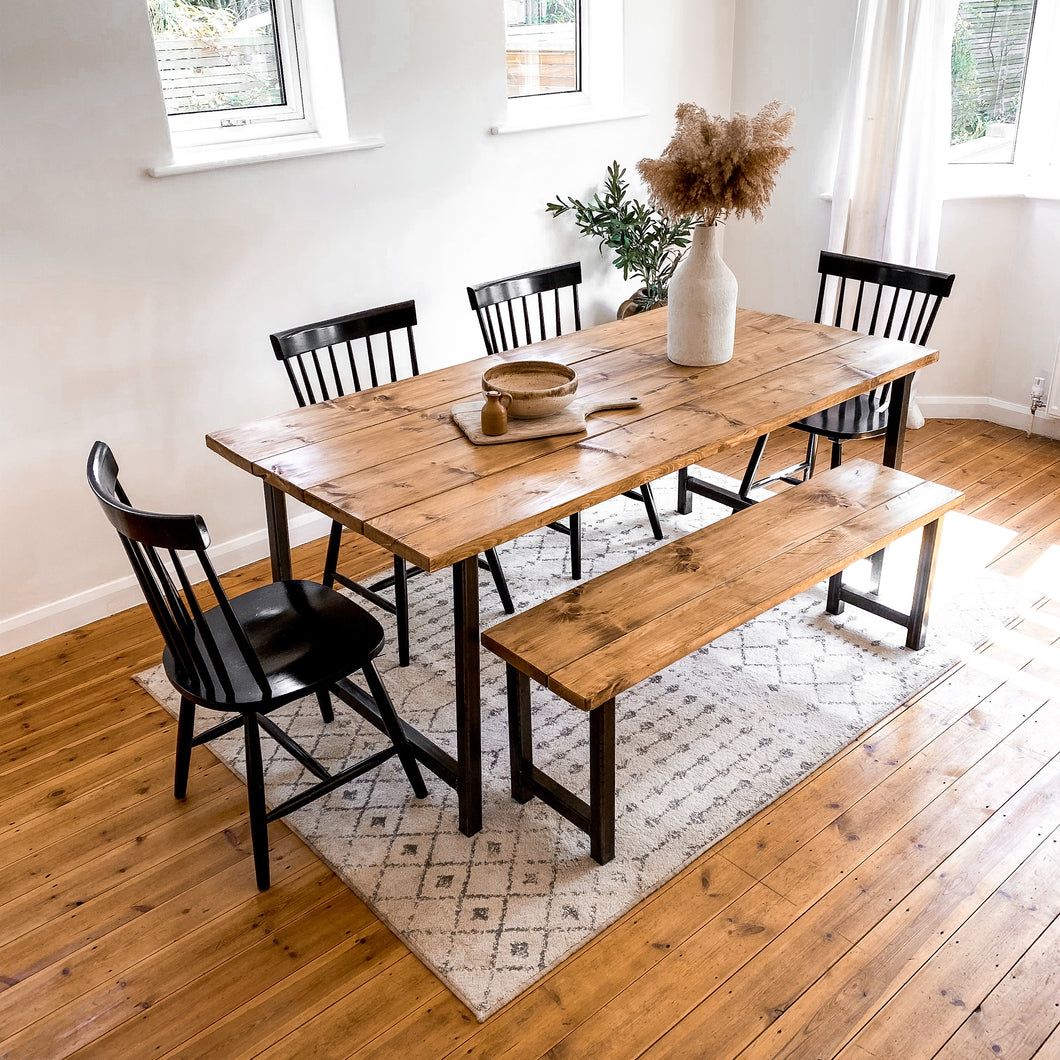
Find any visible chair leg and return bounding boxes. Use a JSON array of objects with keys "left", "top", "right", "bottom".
[
  {"left": 569, "top": 512, "right": 582, "bottom": 580},
  {"left": 829, "top": 439, "right": 843, "bottom": 470},
  {"left": 242, "top": 713, "right": 272, "bottom": 891},
  {"left": 394, "top": 556, "right": 410, "bottom": 667},
  {"left": 361, "top": 662, "right": 428, "bottom": 798},
  {"left": 639, "top": 481, "right": 664, "bottom": 540},
  {"left": 174, "top": 697, "right": 196, "bottom": 799},
  {"left": 739, "top": 434, "right": 770, "bottom": 501},
  {"left": 676, "top": 466, "right": 692, "bottom": 515},
  {"left": 484, "top": 547, "right": 515, "bottom": 614},
  {"left": 322, "top": 520, "right": 344, "bottom": 589},
  {"left": 315, "top": 690, "right": 334, "bottom": 724},
  {"left": 804, "top": 434, "right": 820, "bottom": 479}
]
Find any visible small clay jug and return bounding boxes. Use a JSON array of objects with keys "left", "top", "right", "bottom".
[{"left": 481, "top": 390, "right": 511, "bottom": 436}]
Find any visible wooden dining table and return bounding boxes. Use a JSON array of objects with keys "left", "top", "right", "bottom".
[{"left": 206, "top": 306, "right": 938, "bottom": 836}]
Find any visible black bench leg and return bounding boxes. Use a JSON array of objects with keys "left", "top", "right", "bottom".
[
  {"left": 677, "top": 466, "right": 692, "bottom": 515},
  {"left": 589, "top": 701, "right": 616, "bottom": 865},
  {"left": 506, "top": 665, "right": 534, "bottom": 803},
  {"left": 826, "top": 569, "right": 845, "bottom": 615},
  {"left": 907, "top": 519, "right": 941, "bottom": 650},
  {"left": 867, "top": 549, "right": 885, "bottom": 596}
]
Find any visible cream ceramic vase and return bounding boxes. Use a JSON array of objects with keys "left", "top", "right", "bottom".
[{"left": 666, "top": 223, "right": 737, "bottom": 366}]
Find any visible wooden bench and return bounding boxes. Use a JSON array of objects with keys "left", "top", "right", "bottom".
[{"left": 482, "top": 458, "right": 963, "bottom": 863}]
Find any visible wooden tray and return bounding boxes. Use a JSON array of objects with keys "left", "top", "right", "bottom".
[{"left": 451, "top": 396, "right": 641, "bottom": 445}]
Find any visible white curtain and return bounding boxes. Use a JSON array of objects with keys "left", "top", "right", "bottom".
[{"left": 829, "top": 0, "right": 960, "bottom": 425}]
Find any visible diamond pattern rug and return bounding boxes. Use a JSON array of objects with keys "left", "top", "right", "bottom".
[{"left": 135, "top": 471, "right": 1029, "bottom": 1020}]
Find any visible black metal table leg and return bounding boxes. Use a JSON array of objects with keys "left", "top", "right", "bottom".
[
  {"left": 263, "top": 482, "right": 292, "bottom": 582},
  {"left": 454, "top": 557, "right": 482, "bottom": 836},
  {"left": 882, "top": 374, "right": 911, "bottom": 471}
]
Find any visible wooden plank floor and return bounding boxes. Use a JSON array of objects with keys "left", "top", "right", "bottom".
[{"left": 2, "top": 419, "right": 1059, "bottom": 1059}]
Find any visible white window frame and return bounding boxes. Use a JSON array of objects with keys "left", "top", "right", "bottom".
[
  {"left": 148, "top": 0, "right": 379, "bottom": 176},
  {"left": 165, "top": 0, "right": 312, "bottom": 148},
  {"left": 947, "top": 1, "right": 1060, "bottom": 196},
  {"left": 492, "top": 1, "right": 640, "bottom": 135}
]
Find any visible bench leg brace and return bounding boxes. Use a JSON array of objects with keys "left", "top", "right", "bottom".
[
  {"left": 826, "top": 517, "right": 942, "bottom": 650},
  {"left": 506, "top": 665, "right": 617, "bottom": 864}
]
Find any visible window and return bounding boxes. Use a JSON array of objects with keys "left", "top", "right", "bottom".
[
  {"left": 505, "top": 0, "right": 580, "bottom": 99},
  {"left": 494, "top": 0, "right": 632, "bottom": 134},
  {"left": 145, "top": 0, "right": 361, "bottom": 170},
  {"left": 950, "top": 0, "right": 1036, "bottom": 164},
  {"left": 148, "top": 0, "right": 313, "bottom": 146}
]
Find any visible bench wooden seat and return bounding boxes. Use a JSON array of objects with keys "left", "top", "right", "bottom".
[{"left": 482, "top": 458, "right": 963, "bottom": 863}]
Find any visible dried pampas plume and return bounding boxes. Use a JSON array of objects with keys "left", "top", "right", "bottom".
[{"left": 637, "top": 100, "right": 795, "bottom": 227}]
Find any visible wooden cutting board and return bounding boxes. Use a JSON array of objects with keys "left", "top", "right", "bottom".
[{"left": 451, "top": 396, "right": 641, "bottom": 445}]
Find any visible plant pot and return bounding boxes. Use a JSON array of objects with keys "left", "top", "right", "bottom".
[
  {"left": 666, "top": 224, "right": 737, "bottom": 366},
  {"left": 617, "top": 290, "right": 647, "bottom": 319}
]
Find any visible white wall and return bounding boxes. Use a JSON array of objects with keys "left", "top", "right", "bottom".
[{"left": 0, "top": 0, "right": 735, "bottom": 653}]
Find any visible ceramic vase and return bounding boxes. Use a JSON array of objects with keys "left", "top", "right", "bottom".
[{"left": 666, "top": 223, "right": 737, "bottom": 366}]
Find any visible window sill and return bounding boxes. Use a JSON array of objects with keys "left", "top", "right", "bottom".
[
  {"left": 490, "top": 106, "right": 646, "bottom": 136},
  {"left": 146, "top": 134, "right": 384, "bottom": 177}
]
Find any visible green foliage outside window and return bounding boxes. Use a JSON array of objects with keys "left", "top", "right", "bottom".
[{"left": 950, "top": 0, "right": 1034, "bottom": 148}]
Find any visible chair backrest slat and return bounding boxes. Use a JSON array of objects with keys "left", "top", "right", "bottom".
[
  {"left": 271, "top": 300, "right": 420, "bottom": 407},
  {"left": 467, "top": 262, "right": 583, "bottom": 355}
]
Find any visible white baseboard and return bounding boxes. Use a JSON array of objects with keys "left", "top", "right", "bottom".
[
  {"left": 918, "top": 395, "right": 1060, "bottom": 440},
  {"left": 0, "top": 511, "right": 333, "bottom": 658}
]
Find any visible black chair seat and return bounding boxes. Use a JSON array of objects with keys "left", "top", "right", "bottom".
[
  {"left": 791, "top": 395, "right": 890, "bottom": 443},
  {"left": 164, "top": 579, "right": 385, "bottom": 710}
]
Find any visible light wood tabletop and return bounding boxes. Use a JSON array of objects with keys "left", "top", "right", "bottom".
[{"left": 206, "top": 305, "right": 939, "bottom": 834}]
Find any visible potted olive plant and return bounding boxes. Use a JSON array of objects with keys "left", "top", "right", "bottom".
[{"left": 546, "top": 162, "right": 697, "bottom": 316}]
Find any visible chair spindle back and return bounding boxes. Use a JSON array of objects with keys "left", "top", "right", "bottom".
[
  {"left": 813, "top": 251, "right": 956, "bottom": 417},
  {"left": 270, "top": 300, "right": 420, "bottom": 407},
  {"left": 467, "top": 262, "right": 582, "bottom": 355},
  {"left": 814, "top": 251, "right": 955, "bottom": 346}
]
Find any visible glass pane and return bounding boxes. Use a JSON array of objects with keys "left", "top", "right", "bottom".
[
  {"left": 950, "top": 0, "right": 1036, "bottom": 163},
  {"left": 505, "top": 0, "right": 580, "bottom": 99},
  {"left": 148, "top": 0, "right": 285, "bottom": 116}
]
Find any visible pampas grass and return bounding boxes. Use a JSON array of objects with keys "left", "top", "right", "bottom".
[{"left": 638, "top": 100, "right": 795, "bottom": 227}]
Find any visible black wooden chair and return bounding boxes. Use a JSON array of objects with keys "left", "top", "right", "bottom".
[
  {"left": 677, "top": 251, "right": 956, "bottom": 515},
  {"left": 270, "top": 300, "right": 514, "bottom": 666},
  {"left": 87, "top": 441, "right": 427, "bottom": 891},
  {"left": 467, "top": 263, "right": 664, "bottom": 579}
]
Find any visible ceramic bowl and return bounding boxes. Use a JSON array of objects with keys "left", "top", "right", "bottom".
[{"left": 481, "top": 361, "right": 578, "bottom": 419}]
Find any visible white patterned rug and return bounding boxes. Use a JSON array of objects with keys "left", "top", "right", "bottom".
[{"left": 136, "top": 470, "right": 1031, "bottom": 1020}]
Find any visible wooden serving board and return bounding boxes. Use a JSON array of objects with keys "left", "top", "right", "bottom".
[{"left": 451, "top": 396, "right": 641, "bottom": 445}]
